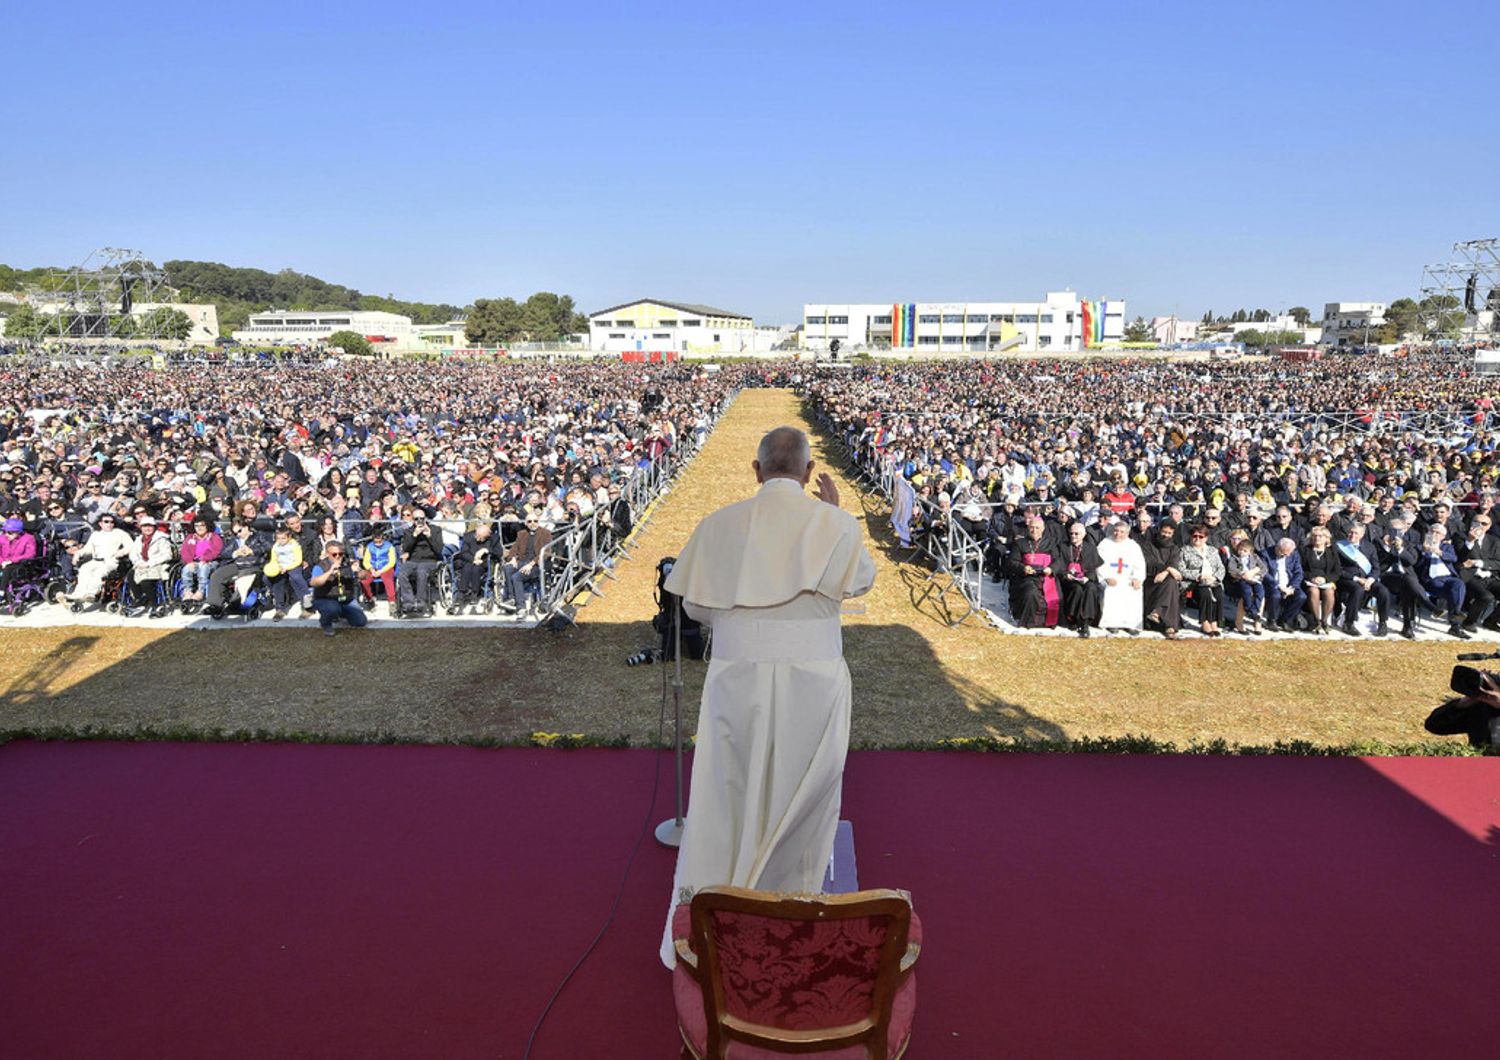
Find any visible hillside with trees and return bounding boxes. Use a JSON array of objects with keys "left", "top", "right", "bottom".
[
  {"left": 2, "top": 260, "right": 463, "bottom": 337},
  {"left": 162, "top": 260, "right": 464, "bottom": 335},
  {"left": 3, "top": 259, "right": 591, "bottom": 342}
]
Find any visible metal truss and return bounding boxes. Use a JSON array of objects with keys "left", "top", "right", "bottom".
[
  {"left": 1419, "top": 238, "right": 1500, "bottom": 340},
  {"left": 25, "top": 248, "right": 171, "bottom": 340}
]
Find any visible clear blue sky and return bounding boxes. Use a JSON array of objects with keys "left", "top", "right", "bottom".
[{"left": 4, "top": 0, "right": 1494, "bottom": 324}]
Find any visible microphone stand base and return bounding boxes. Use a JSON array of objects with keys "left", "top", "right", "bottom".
[{"left": 654, "top": 818, "right": 684, "bottom": 848}]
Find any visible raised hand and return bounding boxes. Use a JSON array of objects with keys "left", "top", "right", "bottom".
[{"left": 813, "top": 472, "right": 840, "bottom": 508}]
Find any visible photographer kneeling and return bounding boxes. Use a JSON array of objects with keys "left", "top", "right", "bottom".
[
  {"left": 1426, "top": 666, "right": 1500, "bottom": 748},
  {"left": 309, "top": 543, "right": 367, "bottom": 638}
]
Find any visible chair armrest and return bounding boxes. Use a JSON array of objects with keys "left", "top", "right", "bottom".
[
  {"left": 898, "top": 941, "right": 920, "bottom": 980},
  {"left": 675, "top": 937, "right": 700, "bottom": 978}
]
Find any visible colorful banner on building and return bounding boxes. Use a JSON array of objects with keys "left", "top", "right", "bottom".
[
  {"left": 1080, "top": 300, "right": 1105, "bottom": 348},
  {"left": 891, "top": 303, "right": 917, "bottom": 348}
]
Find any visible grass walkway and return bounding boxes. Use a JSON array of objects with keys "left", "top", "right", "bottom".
[{"left": 0, "top": 390, "right": 1463, "bottom": 750}]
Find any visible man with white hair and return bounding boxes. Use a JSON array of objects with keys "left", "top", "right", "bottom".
[
  {"left": 659, "top": 426, "right": 875, "bottom": 967},
  {"left": 1095, "top": 516, "right": 1146, "bottom": 633}
]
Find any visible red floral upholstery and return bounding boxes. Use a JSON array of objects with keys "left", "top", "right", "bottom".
[
  {"left": 673, "top": 903, "right": 923, "bottom": 951},
  {"left": 672, "top": 896, "right": 920, "bottom": 1059}
]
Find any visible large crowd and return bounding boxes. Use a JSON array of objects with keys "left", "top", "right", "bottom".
[
  {"left": 0, "top": 355, "right": 757, "bottom": 633},
  {"left": 7, "top": 346, "right": 1500, "bottom": 642},
  {"left": 808, "top": 350, "right": 1500, "bottom": 639}
]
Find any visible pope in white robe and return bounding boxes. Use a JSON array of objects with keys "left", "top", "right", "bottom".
[
  {"left": 659, "top": 426, "right": 876, "bottom": 967},
  {"left": 1095, "top": 519, "right": 1146, "bottom": 631}
]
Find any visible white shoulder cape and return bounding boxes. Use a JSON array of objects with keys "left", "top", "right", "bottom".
[{"left": 664, "top": 479, "right": 870, "bottom": 609}]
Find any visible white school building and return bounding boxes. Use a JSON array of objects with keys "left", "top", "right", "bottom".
[
  {"left": 801, "top": 292, "right": 1125, "bottom": 353},
  {"left": 231, "top": 309, "right": 418, "bottom": 347}
]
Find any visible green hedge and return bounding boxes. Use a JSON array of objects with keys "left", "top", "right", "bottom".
[
  {"left": 894, "top": 734, "right": 1489, "bottom": 756},
  {"left": 0, "top": 725, "right": 1487, "bottom": 755}
]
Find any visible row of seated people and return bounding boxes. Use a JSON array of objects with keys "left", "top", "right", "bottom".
[
  {"left": 0, "top": 508, "right": 570, "bottom": 622},
  {"left": 994, "top": 508, "right": 1498, "bottom": 640}
]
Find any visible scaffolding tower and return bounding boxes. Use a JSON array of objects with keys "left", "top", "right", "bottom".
[
  {"left": 1419, "top": 238, "right": 1500, "bottom": 341},
  {"left": 24, "top": 248, "right": 172, "bottom": 340}
]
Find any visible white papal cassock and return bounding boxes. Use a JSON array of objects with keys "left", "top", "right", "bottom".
[{"left": 659, "top": 476, "right": 876, "bottom": 967}]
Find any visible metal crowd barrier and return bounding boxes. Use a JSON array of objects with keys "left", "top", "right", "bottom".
[
  {"left": 532, "top": 399, "right": 730, "bottom": 620},
  {"left": 808, "top": 406, "right": 990, "bottom": 626}
]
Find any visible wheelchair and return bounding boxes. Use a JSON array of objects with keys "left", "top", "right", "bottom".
[
  {"left": 437, "top": 546, "right": 497, "bottom": 616},
  {"left": 119, "top": 562, "right": 184, "bottom": 619},
  {"left": 207, "top": 568, "right": 269, "bottom": 623},
  {"left": 176, "top": 560, "right": 213, "bottom": 615},
  {"left": 1, "top": 549, "right": 53, "bottom": 617},
  {"left": 67, "top": 559, "right": 131, "bottom": 615}
]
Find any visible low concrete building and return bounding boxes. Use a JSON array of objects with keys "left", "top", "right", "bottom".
[
  {"left": 1150, "top": 316, "right": 1201, "bottom": 345},
  {"left": 587, "top": 299, "right": 759, "bottom": 354},
  {"left": 1322, "top": 302, "right": 1387, "bottom": 347},
  {"left": 232, "top": 309, "right": 416, "bottom": 347},
  {"left": 131, "top": 302, "right": 220, "bottom": 343}
]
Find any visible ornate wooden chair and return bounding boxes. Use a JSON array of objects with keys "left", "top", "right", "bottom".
[{"left": 672, "top": 886, "right": 921, "bottom": 1059}]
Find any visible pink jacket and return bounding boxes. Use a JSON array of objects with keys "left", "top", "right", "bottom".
[
  {"left": 180, "top": 531, "right": 223, "bottom": 565},
  {"left": 0, "top": 532, "right": 37, "bottom": 566}
]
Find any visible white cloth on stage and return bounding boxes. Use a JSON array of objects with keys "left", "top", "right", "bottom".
[
  {"left": 658, "top": 477, "right": 875, "bottom": 968},
  {"left": 1095, "top": 534, "right": 1146, "bottom": 630}
]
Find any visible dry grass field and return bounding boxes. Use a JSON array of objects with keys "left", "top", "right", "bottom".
[{"left": 0, "top": 390, "right": 1465, "bottom": 750}]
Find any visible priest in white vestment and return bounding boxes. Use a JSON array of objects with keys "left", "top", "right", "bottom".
[
  {"left": 659, "top": 426, "right": 876, "bottom": 967},
  {"left": 1095, "top": 517, "right": 1146, "bottom": 632}
]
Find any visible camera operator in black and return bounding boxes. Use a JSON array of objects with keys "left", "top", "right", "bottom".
[
  {"left": 309, "top": 542, "right": 367, "bottom": 637},
  {"left": 398, "top": 508, "right": 444, "bottom": 616},
  {"left": 1426, "top": 674, "right": 1500, "bottom": 748},
  {"left": 652, "top": 556, "right": 705, "bottom": 662}
]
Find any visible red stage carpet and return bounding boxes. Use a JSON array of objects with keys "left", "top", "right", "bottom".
[{"left": 2, "top": 742, "right": 1496, "bottom": 1058}]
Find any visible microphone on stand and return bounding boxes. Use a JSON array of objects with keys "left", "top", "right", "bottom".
[{"left": 655, "top": 594, "right": 686, "bottom": 847}]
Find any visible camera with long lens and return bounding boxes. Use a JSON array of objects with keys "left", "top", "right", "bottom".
[
  {"left": 1429, "top": 650, "right": 1500, "bottom": 748},
  {"left": 1451, "top": 646, "right": 1500, "bottom": 694},
  {"left": 625, "top": 647, "right": 662, "bottom": 667}
]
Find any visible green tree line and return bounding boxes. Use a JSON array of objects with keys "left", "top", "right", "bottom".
[
  {"left": 1199, "top": 307, "right": 1312, "bottom": 325},
  {"left": 1196, "top": 299, "right": 1466, "bottom": 343},
  {"left": 3, "top": 303, "right": 193, "bottom": 341},
  {"left": 464, "top": 293, "right": 589, "bottom": 345},
  {"left": 1377, "top": 296, "right": 1464, "bottom": 343}
]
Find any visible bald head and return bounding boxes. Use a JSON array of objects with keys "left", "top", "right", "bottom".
[{"left": 754, "top": 426, "right": 813, "bottom": 483}]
